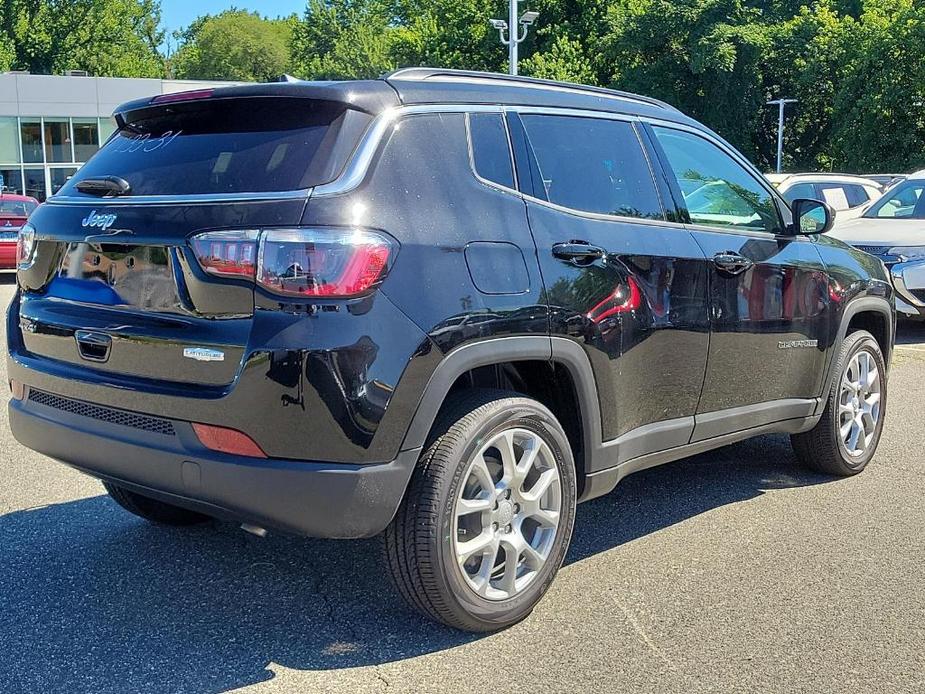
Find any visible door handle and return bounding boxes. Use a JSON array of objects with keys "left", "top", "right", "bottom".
[
  {"left": 552, "top": 241, "right": 606, "bottom": 266},
  {"left": 712, "top": 251, "right": 753, "bottom": 275}
]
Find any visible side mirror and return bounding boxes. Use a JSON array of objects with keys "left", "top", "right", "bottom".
[{"left": 791, "top": 198, "right": 835, "bottom": 235}]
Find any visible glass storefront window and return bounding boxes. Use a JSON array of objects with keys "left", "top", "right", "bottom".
[
  {"left": 50, "top": 167, "right": 78, "bottom": 196},
  {"left": 23, "top": 168, "right": 46, "bottom": 202},
  {"left": 20, "top": 120, "right": 42, "bottom": 163},
  {"left": 0, "top": 118, "right": 20, "bottom": 163},
  {"left": 44, "top": 118, "right": 71, "bottom": 163},
  {"left": 73, "top": 118, "right": 99, "bottom": 162},
  {"left": 0, "top": 168, "right": 24, "bottom": 195},
  {"left": 99, "top": 117, "right": 117, "bottom": 144}
]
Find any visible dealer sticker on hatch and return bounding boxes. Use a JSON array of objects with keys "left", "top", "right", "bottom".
[{"left": 183, "top": 347, "right": 225, "bottom": 362}]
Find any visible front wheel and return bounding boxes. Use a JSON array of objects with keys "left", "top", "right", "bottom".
[
  {"left": 791, "top": 329, "right": 887, "bottom": 476},
  {"left": 383, "top": 389, "right": 577, "bottom": 632}
]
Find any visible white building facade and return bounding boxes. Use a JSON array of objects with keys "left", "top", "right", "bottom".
[{"left": 0, "top": 73, "right": 235, "bottom": 201}]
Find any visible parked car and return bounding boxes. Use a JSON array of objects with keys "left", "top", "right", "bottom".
[
  {"left": 0, "top": 192, "right": 39, "bottom": 269},
  {"left": 766, "top": 173, "right": 883, "bottom": 220},
  {"left": 863, "top": 174, "right": 907, "bottom": 189},
  {"left": 831, "top": 169, "right": 925, "bottom": 319},
  {"left": 7, "top": 69, "right": 894, "bottom": 632}
]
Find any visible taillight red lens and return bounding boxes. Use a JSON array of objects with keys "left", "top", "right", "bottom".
[
  {"left": 191, "top": 422, "right": 267, "bottom": 458},
  {"left": 257, "top": 228, "right": 395, "bottom": 298},
  {"left": 190, "top": 230, "right": 258, "bottom": 278}
]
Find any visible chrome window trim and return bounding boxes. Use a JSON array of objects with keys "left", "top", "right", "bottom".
[
  {"left": 45, "top": 188, "right": 314, "bottom": 206},
  {"left": 314, "top": 104, "right": 503, "bottom": 198}
]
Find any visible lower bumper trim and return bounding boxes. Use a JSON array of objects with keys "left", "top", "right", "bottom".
[{"left": 9, "top": 397, "right": 420, "bottom": 539}]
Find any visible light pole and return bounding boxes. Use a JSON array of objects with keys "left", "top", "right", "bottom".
[
  {"left": 490, "top": 1, "right": 539, "bottom": 76},
  {"left": 767, "top": 98, "right": 797, "bottom": 174}
]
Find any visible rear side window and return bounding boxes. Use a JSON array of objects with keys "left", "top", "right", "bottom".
[
  {"left": 468, "top": 113, "right": 515, "bottom": 189},
  {"left": 518, "top": 114, "right": 663, "bottom": 219},
  {"left": 61, "top": 97, "right": 351, "bottom": 197}
]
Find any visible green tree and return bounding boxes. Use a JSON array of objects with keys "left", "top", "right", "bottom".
[
  {"left": 603, "top": 0, "right": 772, "bottom": 161},
  {"left": 0, "top": 0, "right": 164, "bottom": 77},
  {"left": 828, "top": 0, "right": 925, "bottom": 172},
  {"left": 291, "top": 0, "right": 397, "bottom": 79},
  {"left": 171, "top": 10, "right": 295, "bottom": 81}
]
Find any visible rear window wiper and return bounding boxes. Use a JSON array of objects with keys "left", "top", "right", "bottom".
[{"left": 75, "top": 176, "right": 131, "bottom": 197}]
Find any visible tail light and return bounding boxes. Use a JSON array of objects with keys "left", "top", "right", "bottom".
[
  {"left": 17, "top": 223, "right": 36, "bottom": 267},
  {"left": 190, "top": 227, "right": 396, "bottom": 298},
  {"left": 190, "top": 230, "right": 258, "bottom": 278}
]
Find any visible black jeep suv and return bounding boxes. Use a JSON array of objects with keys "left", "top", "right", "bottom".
[{"left": 7, "top": 69, "right": 894, "bottom": 632}]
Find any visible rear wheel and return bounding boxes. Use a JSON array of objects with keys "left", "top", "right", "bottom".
[
  {"left": 383, "top": 389, "right": 577, "bottom": 632},
  {"left": 791, "top": 330, "right": 887, "bottom": 476},
  {"left": 103, "top": 481, "right": 211, "bottom": 526}
]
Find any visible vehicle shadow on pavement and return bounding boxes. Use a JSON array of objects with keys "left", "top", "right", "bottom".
[
  {"left": 0, "top": 434, "right": 830, "bottom": 693},
  {"left": 0, "top": 273, "right": 16, "bottom": 285}
]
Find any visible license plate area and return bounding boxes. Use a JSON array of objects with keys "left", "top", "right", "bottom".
[{"left": 57, "top": 242, "right": 181, "bottom": 312}]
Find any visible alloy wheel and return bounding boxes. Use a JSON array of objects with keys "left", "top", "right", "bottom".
[
  {"left": 838, "top": 348, "right": 882, "bottom": 457},
  {"left": 452, "top": 427, "right": 562, "bottom": 600}
]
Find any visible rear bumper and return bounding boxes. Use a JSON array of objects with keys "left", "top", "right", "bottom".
[{"left": 8, "top": 391, "right": 420, "bottom": 539}]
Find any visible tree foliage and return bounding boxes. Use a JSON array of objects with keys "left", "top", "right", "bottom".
[
  {"left": 171, "top": 10, "right": 295, "bottom": 82},
  {"left": 0, "top": 0, "right": 164, "bottom": 77},
  {"left": 3, "top": 0, "right": 925, "bottom": 172}
]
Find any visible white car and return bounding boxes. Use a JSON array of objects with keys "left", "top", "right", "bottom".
[
  {"left": 831, "top": 168, "right": 925, "bottom": 319},
  {"left": 766, "top": 173, "right": 883, "bottom": 221}
]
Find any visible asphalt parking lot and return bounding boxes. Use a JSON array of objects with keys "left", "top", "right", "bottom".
[{"left": 1, "top": 272, "right": 923, "bottom": 694}]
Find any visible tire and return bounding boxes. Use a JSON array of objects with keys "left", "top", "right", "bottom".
[
  {"left": 382, "top": 389, "right": 578, "bottom": 632},
  {"left": 791, "top": 329, "right": 887, "bottom": 476},
  {"left": 103, "top": 481, "right": 211, "bottom": 526}
]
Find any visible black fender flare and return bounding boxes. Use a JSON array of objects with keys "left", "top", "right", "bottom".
[
  {"left": 816, "top": 295, "right": 894, "bottom": 415},
  {"left": 398, "top": 336, "right": 604, "bottom": 478}
]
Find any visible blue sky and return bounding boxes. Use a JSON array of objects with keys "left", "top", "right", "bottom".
[{"left": 160, "top": 0, "right": 304, "bottom": 49}]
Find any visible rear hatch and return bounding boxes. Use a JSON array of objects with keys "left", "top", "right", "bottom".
[{"left": 15, "top": 93, "right": 371, "bottom": 388}]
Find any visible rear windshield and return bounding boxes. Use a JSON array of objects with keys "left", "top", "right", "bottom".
[
  {"left": 0, "top": 199, "right": 37, "bottom": 216},
  {"left": 60, "top": 97, "right": 347, "bottom": 197}
]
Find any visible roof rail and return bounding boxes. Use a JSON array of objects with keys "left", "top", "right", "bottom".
[{"left": 385, "top": 68, "right": 678, "bottom": 112}]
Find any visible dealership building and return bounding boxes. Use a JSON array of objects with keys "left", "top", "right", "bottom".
[{"left": 0, "top": 73, "right": 234, "bottom": 202}]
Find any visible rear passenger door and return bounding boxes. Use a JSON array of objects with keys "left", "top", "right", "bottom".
[
  {"left": 647, "top": 124, "right": 831, "bottom": 440},
  {"left": 507, "top": 110, "right": 711, "bottom": 471}
]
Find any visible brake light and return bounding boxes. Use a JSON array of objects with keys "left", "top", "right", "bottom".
[
  {"left": 151, "top": 88, "right": 214, "bottom": 105},
  {"left": 192, "top": 422, "right": 267, "bottom": 458},
  {"left": 191, "top": 227, "right": 396, "bottom": 298},
  {"left": 190, "top": 230, "right": 258, "bottom": 278},
  {"left": 257, "top": 228, "right": 394, "bottom": 298}
]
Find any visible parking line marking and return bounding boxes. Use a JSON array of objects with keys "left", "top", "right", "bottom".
[{"left": 896, "top": 345, "right": 925, "bottom": 353}]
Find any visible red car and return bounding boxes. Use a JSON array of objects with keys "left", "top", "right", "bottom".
[{"left": 0, "top": 193, "right": 39, "bottom": 269}]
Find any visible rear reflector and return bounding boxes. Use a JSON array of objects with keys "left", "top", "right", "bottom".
[
  {"left": 151, "top": 88, "right": 214, "bottom": 104},
  {"left": 192, "top": 423, "right": 267, "bottom": 458}
]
